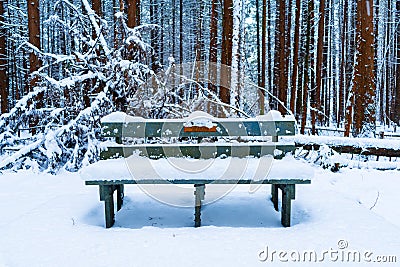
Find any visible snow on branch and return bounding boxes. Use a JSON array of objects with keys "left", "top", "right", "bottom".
[{"left": 81, "top": 0, "right": 111, "bottom": 57}]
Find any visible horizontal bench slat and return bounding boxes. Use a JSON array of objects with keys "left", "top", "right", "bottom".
[
  {"left": 85, "top": 179, "right": 311, "bottom": 185},
  {"left": 102, "top": 120, "right": 296, "bottom": 138},
  {"left": 100, "top": 143, "right": 295, "bottom": 159}
]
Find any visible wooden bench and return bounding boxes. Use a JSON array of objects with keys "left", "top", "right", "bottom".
[{"left": 82, "top": 111, "right": 312, "bottom": 228}]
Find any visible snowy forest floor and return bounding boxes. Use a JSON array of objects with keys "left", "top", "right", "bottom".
[{"left": 0, "top": 165, "right": 399, "bottom": 266}]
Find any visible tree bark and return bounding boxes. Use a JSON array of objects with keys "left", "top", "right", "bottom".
[
  {"left": 315, "top": 0, "right": 326, "bottom": 130},
  {"left": 274, "top": 0, "right": 288, "bottom": 114},
  {"left": 150, "top": 0, "right": 160, "bottom": 72},
  {"left": 0, "top": 0, "right": 8, "bottom": 113},
  {"left": 290, "top": 0, "right": 301, "bottom": 116},
  {"left": 27, "top": 0, "right": 42, "bottom": 133},
  {"left": 28, "top": 0, "right": 41, "bottom": 86},
  {"left": 220, "top": 0, "right": 233, "bottom": 108},
  {"left": 208, "top": 0, "right": 218, "bottom": 87},
  {"left": 260, "top": 0, "right": 267, "bottom": 115},
  {"left": 92, "top": 0, "right": 102, "bottom": 17},
  {"left": 300, "top": 0, "right": 314, "bottom": 134},
  {"left": 338, "top": 0, "right": 348, "bottom": 127},
  {"left": 352, "top": 0, "right": 376, "bottom": 136},
  {"left": 394, "top": 0, "right": 400, "bottom": 126},
  {"left": 127, "top": 0, "right": 140, "bottom": 28}
]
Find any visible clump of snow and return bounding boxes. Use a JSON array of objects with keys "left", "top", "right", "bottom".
[
  {"left": 183, "top": 119, "right": 217, "bottom": 129},
  {"left": 256, "top": 110, "right": 296, "bottom": 122},
  {"left": 101, "top": 112, "right": 127, "bottom": 123},
  {"left": 185, "top": 111, "right": 215, "bottom": 121},
  {"left": 183, "top": 111, "right": 217, "bottom": 129}
]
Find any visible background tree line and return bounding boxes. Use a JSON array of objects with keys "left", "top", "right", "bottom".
[{"left": 0, "top": 0, "right": 399, "bottom": 138}]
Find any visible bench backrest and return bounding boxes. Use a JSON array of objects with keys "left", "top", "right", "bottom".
[{"left": 100, "top": 111, "right": 296, "bottom": 160}]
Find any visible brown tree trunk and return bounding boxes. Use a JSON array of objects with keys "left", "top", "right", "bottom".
[
  {"left": 92, "top": 0, "right": 102, "bottom": 42},
  {"left": 92, "top": 0, "right": 102, "bottom": 17},
  {"left": 127, "top": 0, "right": 140, "bottom": 28},
  {"left": 260, "top": 0, "right": 266, "bottom": 115},
  {"left": 177, "top": 0, "right": 183, "bottom": 98},
  {"left": 256, "top": 0, "right": 261, "bottom": 87},
  {"left": 290, "top": 0, "right": 301, "bottom": 116},
  {"left": 301, "top": 0, "right": 314, "bottom": 134},
  {"left": 0, "top": 0, "right": 8, "bottom": 114},
  {"left": 351, "top": 0, "right": 376, "bottom": 136},
  {"left": 315, "top": 0, "right": 325, "bottom": 129},
  {"left": 115, "top": 0, "right": 125, "bottom": 49},
  {"left": 338, "top": 0, "right": 348, "bottom": 127},
  {"left": 28, "top": 0, "right": 42, "bottom": 133},
  {"left": 220, "top": 0, "right": 233, "bottom": 108},
  {"left": 274, "top": 0, "right": 288, "bottom": 114},
  {"left": 28, "top": 0, "right": 41, "bottom": 86},
  {"left": 150, "top": 0, "right": 160, "bottom": 72},
  {"left": 179, "top": 0, "right": 183, "bottom": 65},
  {"left": 394, "top": 1, "right": 400, "bottom": 126},
  {"left": 208, "top": 0, "right": 218, "bottom": 89}
]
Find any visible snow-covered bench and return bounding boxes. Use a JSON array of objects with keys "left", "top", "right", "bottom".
[{"left": 81, "top": 111, "right": 312, "bottom": 228}]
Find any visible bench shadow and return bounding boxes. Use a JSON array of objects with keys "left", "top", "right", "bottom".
[{"left": 83, "top": 195, "right": 288, "bottom": 229}]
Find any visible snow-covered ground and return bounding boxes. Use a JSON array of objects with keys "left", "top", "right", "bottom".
[{"left": 0, "top": 164, "right": 399, "bottom": 266}]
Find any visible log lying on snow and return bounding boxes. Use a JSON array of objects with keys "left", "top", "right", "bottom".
[
  {"left": 292, "top": 135, "right": 400, "bottom": 157},
  {"left": 296, "top": 143, "right": 400, "bottom": 157}
]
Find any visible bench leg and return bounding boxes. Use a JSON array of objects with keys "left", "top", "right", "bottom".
[
  {"left": 99, "top": 185, "right": 115, "bottom": 228},
  {"left": 194, "top": 184, "right": 205, "bottom": 227},
  {"left": 116, "top": 185, "right": 124, "bottom": 211},
  {"left": 271, "top": 184, "right": 279, "bottom": 211},
  {"left": 280, "top": 184, "right": 295, "bottom": 227}
]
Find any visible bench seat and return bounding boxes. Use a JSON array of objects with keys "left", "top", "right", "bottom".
[{"left": 81, "top": 155, "right": 313, "bottom": 182}]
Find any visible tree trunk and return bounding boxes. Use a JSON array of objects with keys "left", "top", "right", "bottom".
[
  {"left": 0, "top": 0, "right": 8, "bottom": 114},
  {"left": 230, "top": 0, "right": 243, "bottom": 113},
  {"left": 260, "top": 0, "right": 266, "bottom": 115},
  {"left": 92, "top": 0, "right": 102, "bottom": 17},
  {"left": 256, "top": 0, "right": 261, "bottom": 87},
  {"left": 208, "top": 0, "right": 218, "bottom": 114},
  {"left": 150, "top": 0, "right": 160, "bottom": 72},
  {"left": 27, "top": 0, "right": 42, "bottom": 133},
  {"left": 394, "top": 1, "right": 400, "bottom": 126},
  {"left": 172, "top": 0, "right": 176, "bottom": 58},
  {"left": 127, "top": 0, "right": 140, "bottom": 28},
  {"left": 220, "top": 0, "right": 233, "bottom": 111},
  {"left": 274, "top": 0, "right": 288, "bottom": 114},
  {"left": 290, "top": 0, "right": 301, "bottom": 116},
  {"left": 300, "top": 0, "right": 314, "bottom": 134},
  {"left": 28, "top": 0, "right": 41, "bottom": 86},
  {"left": 352, "top": 0, "right": 376, "bottom": 137},
  {"left": 338, "top": 0, "right": 348, "bottom": 127},
  {"left": 315, "top": 0, "right": 325, "bottom": 129}
]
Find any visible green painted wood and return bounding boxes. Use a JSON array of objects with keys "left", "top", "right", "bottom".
[
  {"left": 86, "top": 179, "right": 311, "bottom": 186},
  {"left": 104, "top": 196, "right": 115, "bottom": 228},
  {"left": 271, "top": 184, "right": 279, "bottom": 211},
  {"left": 102, "top": 120, "right": 296, "bottom": 138},
  {"left": 117, "top": 185, "right": 124, "bottom": 211},
  {"left": 281, "top": 184, "right": 295, "bottom": 227},
  {"left": 100, "top": 144, "right": 295, "bottom": 160},
  {"left": 194, "top": 184, "right": 205, "bottom": 227},
  {"left": 99, "top": 185, "right": 115, "bottom": 228}
]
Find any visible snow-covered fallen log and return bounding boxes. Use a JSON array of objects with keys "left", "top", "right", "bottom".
[
  {"left": 292, "top": 135, "right": 400, "bottom": 157},
  {"left": 290, "top": 135, "right": 400, "bottom": 171}
]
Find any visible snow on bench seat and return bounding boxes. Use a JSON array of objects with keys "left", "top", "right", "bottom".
[{"left": 80, "top": 155, "right": 313, "bottom": 183}]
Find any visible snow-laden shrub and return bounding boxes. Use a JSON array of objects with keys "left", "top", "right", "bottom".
[{"left": 0, "top": 0, "right": 153, "bottom": 172}]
